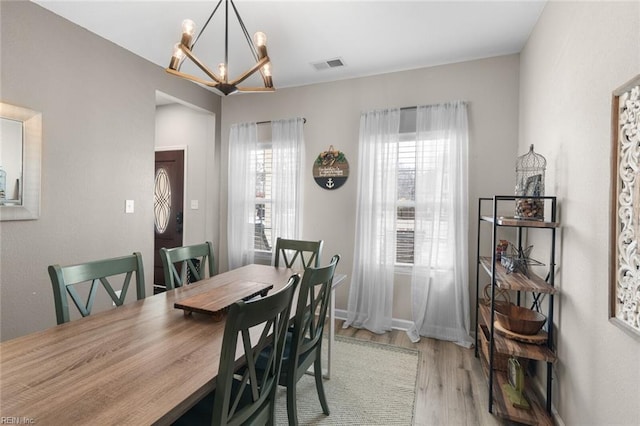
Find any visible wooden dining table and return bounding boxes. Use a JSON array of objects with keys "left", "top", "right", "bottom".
[{"left": 0, "top": 264, "right": 323, "bottom": 425}]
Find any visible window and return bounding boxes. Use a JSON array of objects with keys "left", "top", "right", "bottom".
[
  {"left": 395, "top": 132, "right": 450, "bottom": 267},
  {"left": 253, "top": 144, "right": 272, "bottom": 251},
  {"left": 228, "top": 118, "right": 304, "bottom": 270}
]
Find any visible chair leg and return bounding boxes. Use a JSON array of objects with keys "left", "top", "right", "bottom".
[
  {"left": 267, "top": 398, "right": 275, "bottom": 426},
  {"left": 314, "top": 353, "right": 330, "bottom": 415},
  {"left": 286, "top": 377, "right": 299, "bottom": 426}
]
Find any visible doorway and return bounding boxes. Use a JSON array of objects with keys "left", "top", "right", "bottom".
[
  {"left": 153, "top": 150, "right": 184, "bottom": 293},
  {"left": 154, "top": 91, "right": 217, "bottom": 289}
]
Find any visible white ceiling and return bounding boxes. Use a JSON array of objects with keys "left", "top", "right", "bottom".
[{"left": 33, "top": 0, "right": 546, "bottom": 93}]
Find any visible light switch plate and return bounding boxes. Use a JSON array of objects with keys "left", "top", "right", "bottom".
[
  {"left": 125, "top": 200, "right": 134, "bottom": 213},
  {"left": 191, "top": 200, "right": 199, "bottom": 210}
]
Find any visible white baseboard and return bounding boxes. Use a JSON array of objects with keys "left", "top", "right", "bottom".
[
  {"left": 334, "top": 309, "right": 414, "bottom": 331},
  {"left": 530, "top": 370, "right": 565, "bottom": 426}
]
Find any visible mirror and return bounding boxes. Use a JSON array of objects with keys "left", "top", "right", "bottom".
[
  {"left": 0, "top": 102, "right": 42, "bottom": 220},
  {"left": 1, "top": 117, "right": 24, "bottom": 204}
]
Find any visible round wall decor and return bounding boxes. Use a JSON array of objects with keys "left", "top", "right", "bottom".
[{"left": 312, "top": 145, "right": 349, "bottom": 190}]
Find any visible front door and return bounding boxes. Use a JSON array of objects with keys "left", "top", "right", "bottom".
[{"left": 154, "top": 150, "right": 184, "bottom": 293}]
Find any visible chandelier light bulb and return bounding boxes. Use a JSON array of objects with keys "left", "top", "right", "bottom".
[
  {"left": 182, "top": 19, "right": 196, "bottom": 36},
  {"left": 173, "top": 44, "right": 185, "bottom": 60},
  {"left": 262, "top": 62, "right": 272, "bottom": 77},
  {"left": 181, "top": 19, "right": 196, "bottom": 47},
  {"left": 253, "top": 32, "right": 267, "bottom": 47},
  {"left": 169, "top": 43, "right": 186, "bottom": 70},
  {"left": 218, "top": 62, "right": 227, "bottom": 79}
]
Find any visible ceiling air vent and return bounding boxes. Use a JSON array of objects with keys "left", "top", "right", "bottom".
[{"left": 311, "top": 57, "right": 345, "bottom": 71}]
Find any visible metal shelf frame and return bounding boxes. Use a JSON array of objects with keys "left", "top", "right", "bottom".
[{"left": 474, "top": 195, "right": 558, "bottom": 420}]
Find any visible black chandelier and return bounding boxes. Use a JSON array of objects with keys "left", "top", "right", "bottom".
[{"left": 166, "top": 0, "right": 274, "bottom": 96}]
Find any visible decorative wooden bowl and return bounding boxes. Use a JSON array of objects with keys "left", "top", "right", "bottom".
[{"left": 495, "top": 304, "right": 546, "bottom": 335}]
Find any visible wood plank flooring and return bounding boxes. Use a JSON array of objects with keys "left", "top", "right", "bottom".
[{"left": 335, "top": 319, "right": 505, "bottom": 426}]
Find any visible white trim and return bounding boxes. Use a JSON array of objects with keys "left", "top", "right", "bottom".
[
  {"left": 254, "top": 250, "right": 272, "bottom": 265},
  {"left": 155, "top": 91, "right": 211, "bottom": 114},
  {"left": 334, "top": 309, "right": 414, "bottom": 331},
  {"left": 395, "top": 263, "right": 413, "bottom": 276},
  {"left": 155, "top": 145, "right": 188, "bottom": 152},
  {"left": 530, "top": 372, "right": 566, "bottom": 426}
]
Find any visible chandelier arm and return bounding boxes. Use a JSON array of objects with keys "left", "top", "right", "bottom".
[
  {"left": 166, "top": 68, "right": 221, "bottom": 88},
  {"left": 235, "top": 87, "right": 276, "bottom": 93},
  {"left": 182, "top": 47, "right": 225, "bottom": 84},
  {"left": 192, "top": 0, "right": 224, "bottom": 50},
  {"left": 229, "top": 0, "right": 260, "bottom": 62},
  {"left": 228, "top": 56, "right": 269, "bottom": 86}
]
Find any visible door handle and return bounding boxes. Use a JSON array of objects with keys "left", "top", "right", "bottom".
[{"left": 176, "top": 212, "right": 183, "bottom": 233}]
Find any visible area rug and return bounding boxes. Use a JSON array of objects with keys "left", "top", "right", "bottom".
[{"left": 274, "top": 335, "right": 419, "bottom": 425}]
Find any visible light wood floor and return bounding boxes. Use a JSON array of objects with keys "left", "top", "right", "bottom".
[{"left": 335, "top": 319, "right": 505, "bottom": 426}]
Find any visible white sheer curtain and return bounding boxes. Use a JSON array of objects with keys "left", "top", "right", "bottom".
[
  {"left": 271, "top": 118, "right": 305, "bottom": 241},
  {"left": 227, "top": 122, "right": 258, "bottom": 270},
  {"left": 406, "top": 101, "right": 473, "bottom": 347},
  {"left": 345, "top": 108, "right": 400, "bottom": 334}
]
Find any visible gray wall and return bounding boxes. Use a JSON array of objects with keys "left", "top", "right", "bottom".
[
  {"left": 0, "top": 1, "right": 221, "bottom": 340},
  {"left": 520, "top": 1, "right": 640, "bottom": 424},
  {"left": 220, "top": 54, "right": 521, "bottom": 323}
]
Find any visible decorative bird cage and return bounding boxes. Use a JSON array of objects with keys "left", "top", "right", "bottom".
[{"left": 515, "top": 144, "right": 546, "bottom": 220}]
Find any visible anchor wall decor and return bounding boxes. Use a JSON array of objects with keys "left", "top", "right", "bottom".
[{"left": 312, "top": 145, "right": 349, "bottom": 190}]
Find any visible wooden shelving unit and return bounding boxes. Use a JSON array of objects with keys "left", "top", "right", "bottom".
[
  {"left": 480, "top": 215, "right": 559, "bottom": 229},
  {"left": 479, "top": 257, "right": 558, "bottom": 295},
  {"left": 478, "top": 304, "right": 556, "bottom": 363},
  {"left": 475, "top": 196, "right": 558, "bottom": 426}
]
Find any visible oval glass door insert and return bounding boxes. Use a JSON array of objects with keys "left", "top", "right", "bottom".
[{"left": 154, "top": 167, "right": 171, "bottom": 233}]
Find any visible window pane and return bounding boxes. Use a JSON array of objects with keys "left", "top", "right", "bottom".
[
  {"left": 397, "top": 140, "right": 415, "bottom": 201},
  {"left": 397, "top": 137, "right": 416, "bottom": 264},
  {"left": 254, "top": 203, "right": 272, "bottom": 250},
  {"left": 396, "top": 206, "right": 414, "bottom": 264},
  {"left": 253, "top": 146, "right": 273, "bottom": 251}
]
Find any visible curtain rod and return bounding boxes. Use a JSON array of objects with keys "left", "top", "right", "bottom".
[
  {"left": 256, "top": 118, "right": 307, "bottom": 125},
  {"left": 400, "top": 101, "right": 467, "bottom": 111}
]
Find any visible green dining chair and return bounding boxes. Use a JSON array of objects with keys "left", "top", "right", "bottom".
[
  {"left": 160, "top": 241, "right": 215, "bottom": 290},
  {"left": 173, "top": 274, "right": 300, "bottom": 426},
  {"left": 261, "top": 254, "right": 340, "bottom": 426},
  {"left": 274, "top": 238, "right": 323, "bottom": 270},
  {"left": 48, "top": 252, "right": 145, "bottom": 325}
]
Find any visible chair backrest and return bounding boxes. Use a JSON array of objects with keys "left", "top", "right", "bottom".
[
  {"left": 213, "top": 274, "right": 300, "bottom": 426},
  {"left": 48, "top": 252, "right": 145, "bottom": 325},
  {"left": 274, "top": 238, "right": 323, "bottom": 270},
  {"left": 160, "top": 241, "right": 215, "bottom": 290},
  {"left": 288, "top": 254, "right": 340, "bottom": 377}
]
